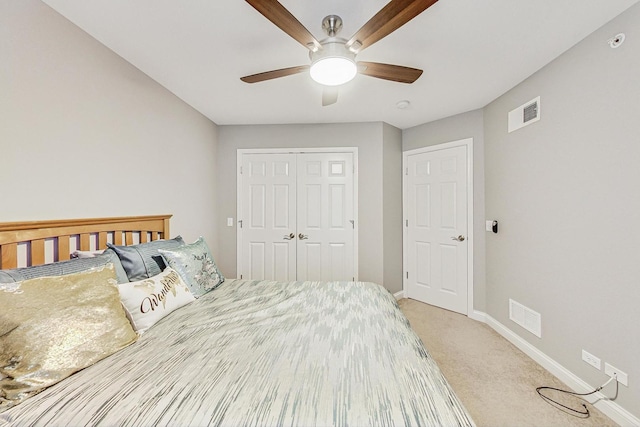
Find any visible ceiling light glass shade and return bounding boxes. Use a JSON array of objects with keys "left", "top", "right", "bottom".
[{"left": 309, "top": 42, "right": 357, "bottom": 86}]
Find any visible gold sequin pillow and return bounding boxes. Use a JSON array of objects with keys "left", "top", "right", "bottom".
[{"left": 0, "top": 264, "right": 138, "bottom": 413}]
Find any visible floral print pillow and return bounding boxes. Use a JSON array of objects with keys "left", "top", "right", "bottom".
[{"left": 158, "top": 237, "right": 224, "bottom": 297}]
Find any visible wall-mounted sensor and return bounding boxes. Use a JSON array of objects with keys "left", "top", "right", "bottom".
[
  {"left": 486, "top": 220, "right": 498, "bottom": 233},
  {"left": 608, "top": 33, "right": 625, "bottom": 49}
]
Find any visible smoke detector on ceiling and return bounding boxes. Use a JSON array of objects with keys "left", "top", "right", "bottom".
[{"left": 608, "top": 33, "right": 625, "bottom": 48}]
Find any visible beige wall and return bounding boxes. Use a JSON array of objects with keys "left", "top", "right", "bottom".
[
  {"left": 484, "top": 3, "right": 640, "bottom": 417},
  {"left": 216, "top": 122, "right": 404, "bottom": 293},
  {"left": 0, "top": 0, "right": 219, "bottom": 252},
  {"left": 402, "top": 110, "right": 487, "bottom": 311}
]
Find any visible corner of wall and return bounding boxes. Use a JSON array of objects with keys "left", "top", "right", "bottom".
[{"left": 382, "top": 124, "right": 403, "bottom": 293}]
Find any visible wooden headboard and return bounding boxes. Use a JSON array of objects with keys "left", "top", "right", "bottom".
[{"left": 0, "top": 215, "right": 171, "bottom": 270}]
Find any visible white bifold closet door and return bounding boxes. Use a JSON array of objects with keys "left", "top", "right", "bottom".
[{"left": 239, "top": 152, "right": 355, "bottom": 282}]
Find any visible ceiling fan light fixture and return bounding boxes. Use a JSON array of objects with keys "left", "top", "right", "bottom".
[
  {"left": 309, "top": 41, "right": 357, "bottom": 86},
  {"left": 310, "top": 57, "right": 357, "bottom": 86}
]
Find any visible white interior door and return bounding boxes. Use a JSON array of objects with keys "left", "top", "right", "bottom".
[
  {"left": 240, "top": 153, "right": 297, "bottom": 281},
  {"left": 296, "top": 153, "right": 354, "bottom": 281},
  {"left": 404, "top": 142, "right": 470, "bottom": 314},
  {"left": 238, "top": 150, "right": 356, "bottom": 282}
]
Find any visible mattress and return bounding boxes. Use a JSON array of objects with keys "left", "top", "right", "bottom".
[{"left": 0, "top": 279, "right": 474, "bottom": 427}]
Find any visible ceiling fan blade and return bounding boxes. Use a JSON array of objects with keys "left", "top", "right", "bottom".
[
  {"left": 322, "top": 88, "right": 339, "bottom": 106},
  {"left": 358, "top": 62, "right": 423, "bottom": 83},
  {"left": 245, "top": 0, "right": 322, "bottom": 52},
  {"left": 347, "top": 0, "right": 439, "bottom": 53},
  {"left": 241, "top": 65, "right": 310, "bottom": 83}
]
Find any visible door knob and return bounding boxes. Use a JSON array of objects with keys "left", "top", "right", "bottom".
[
  {"left": 451, "top": 235, "right": 465, "bottom": 242},
  {"left": 298, "top": 233, "right": 308, "bottom": 240},
  {"left": 283, "top": 233, "right": 295, "bottom": 240}
]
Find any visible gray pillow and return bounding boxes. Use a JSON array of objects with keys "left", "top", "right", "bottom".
[
  {"left": 0, "top": 249, "right": 129, "bottom": 284},
  {"left": 107, "top": 236, "right": 185, "bottom": 282}
]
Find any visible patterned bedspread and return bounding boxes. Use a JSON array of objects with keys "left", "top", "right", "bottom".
[{"left": 0, "top": 279, "right": 474, "bottom": 427}]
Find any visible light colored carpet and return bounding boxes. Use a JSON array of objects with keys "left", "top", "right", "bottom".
[{"left": 398, "top": 298, "right": 618, "bottom": 427}]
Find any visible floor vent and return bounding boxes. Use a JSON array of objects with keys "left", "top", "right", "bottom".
[
  {"left": 509, "top": 299, "right": 541, "bottom": 338},
  {"left": 508, "top": 96, "right": 540, "bottom": 133}
]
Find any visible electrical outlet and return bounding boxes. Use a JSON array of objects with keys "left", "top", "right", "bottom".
[
  {"left": 582, "top": 350, "right": 601, "bottom": 370},
  {"left": 605, "top": 363, "right": 628, "bottom": 386}
]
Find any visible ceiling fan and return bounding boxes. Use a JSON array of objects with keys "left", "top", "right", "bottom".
[{"left": 241, "top": 0, "right": 439, "bottom": 106}]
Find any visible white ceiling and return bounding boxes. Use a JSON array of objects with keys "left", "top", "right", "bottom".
[{"left": 42, "top": 0, "right": 638, "bottom": 129}]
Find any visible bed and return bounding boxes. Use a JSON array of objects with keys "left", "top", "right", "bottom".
[{"left": 0, "top": 215, "right": 474, "bottom": 427}]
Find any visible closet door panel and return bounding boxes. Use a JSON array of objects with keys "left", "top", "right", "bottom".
[
  {"left": 296, "top": 153, "right": 354, "bottom": 281},
  {"left": 240, "top": 154, "right": 297, "bottom": 281}
]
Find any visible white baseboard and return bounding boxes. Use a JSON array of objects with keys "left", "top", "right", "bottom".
[
  {"left": 477, "top": 311, "right": 640, "bottom": 427},
  {"left": 393, "top": 290, "right": 405, "bottom": 300},
  {"left": 468, "top": 310, "right": 486, "bottom": 323}
]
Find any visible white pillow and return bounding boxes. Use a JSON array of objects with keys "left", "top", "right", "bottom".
[{"left": 117, "top": 267, "right": 195, "bottom": 334}]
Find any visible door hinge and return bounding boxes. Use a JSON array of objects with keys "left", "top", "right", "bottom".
[
  {"left": 406, "top": 271, "right": 408, "bottom": 279},
  {"left": 238, "top": 220, "right": 243, "bottom": 228},
  {"left": 240, "top": 166, "right": 243, "bottom": 174},
  {"left": 352, "top": 277, "right": 355, "bottom": 282},
  {"left": 405, "top": 219, "right": 408, "bottom": 227},
  {"left": 240, "top": 274, "right": 243, "bottom": 279},
  {"left": 405, "top": 167, "right": 408, "bottom": 176},
  {"left": 350, "top": 220, "right": 355, "bottom": 229}
]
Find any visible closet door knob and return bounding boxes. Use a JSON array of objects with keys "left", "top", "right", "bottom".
[
  {"left": 298, "top": 233, "right": 308, "bottom": 240},
  {"left": 283, "top": 233, "right": 295, "bottom": 240},
  {"left": 451, "top": 235, "right": 465, "bottom": 242}
]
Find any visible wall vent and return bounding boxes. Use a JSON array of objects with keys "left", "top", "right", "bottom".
[
  {"left": 509, "top": 299, "right": 541, "bottom": 338},
  {"left": 508, "top": 96, "right": 540, "bottom": 133}
]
